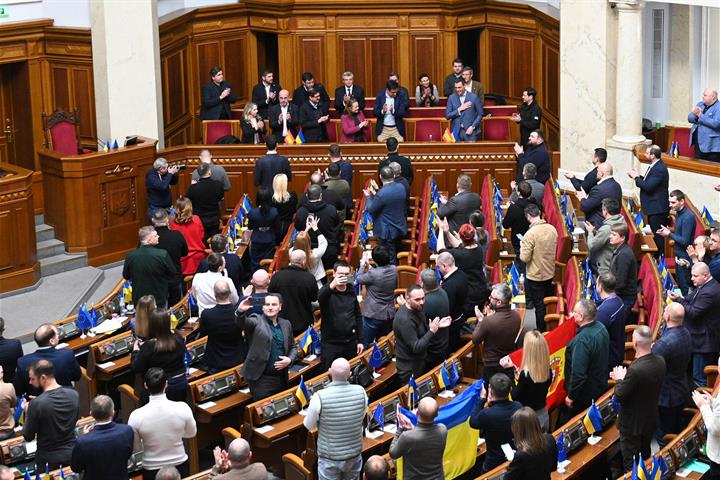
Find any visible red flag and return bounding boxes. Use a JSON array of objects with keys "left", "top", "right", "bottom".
[{"left": 508, "top": 317, "right": 577, "bottom": 410}]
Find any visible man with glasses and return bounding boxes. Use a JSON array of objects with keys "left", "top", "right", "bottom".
[
  {"left": 299, "top": 88, "right": 330, "bottom": 142},
  {"left": 688, "top": 229, "right": 720, "bottom": 282}
]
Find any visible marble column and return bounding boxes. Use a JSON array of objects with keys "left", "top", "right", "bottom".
[
  {"left": 612, "top": 0, "right": 645, "bottom": 144},
  {"left": 91, "top": 0, "right": 164, "bottom": 148},
  {"left": 667, "top": 4, "right": 692, "bottom": 126}
]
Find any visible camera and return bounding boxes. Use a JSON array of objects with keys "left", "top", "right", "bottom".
[{"left": 173, "top": 163, "right": 187, "bottom": 171}]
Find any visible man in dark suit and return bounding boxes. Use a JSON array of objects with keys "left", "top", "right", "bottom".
[
  {"left": 0, "top": 318, "right": 22, "bottom": 383},
  {"left": 374, "top": 80, "right": 408, "bottom": 142},
  {"left": 268, "top": 90, "right": 299, "bottom": 143},
  {"left": 71, "top": 395, "right": 134, "bottom": 480},
  {"left": 470, "top": 373, "right": 522, "bottom": 473},
  {"left": 199, "top": 279, "right": 246, "bottom": 373},
  {"left": 609, "top": 223, "right": 638, "bottom": 311},
  {"left": 253, "top": 137, "right": 292, "bottom": 189},
  {"left": 437, "top": 251, "right": 469, "bottom": 354},
  {"left": 657, "top": 190, "right": 695, "bottom": 294},
  {"left": 627, "top": 144, "right": 670, "bottom": 252},
  {"left": 564, "top": 147, "right": 607, "bottom": 194},
  {"left": 365, "top": 167, "right": 408, "bottom": 263},
  {"left": 445, "top": 78, "right": 483, "bottom": 142},
  {"left": 577, "top": 162, "right": 622, "bottom": 229},
  {"left": 438, "top": 174, "right": 481, "bottom": 232},
  {"left": 514, "top": 130, "right": 551, "bottom": 185},
  {"left": 200, "top": 66, "right": 236, "bottom": 120},
  {"left": 595, "top": 272, "right": 627, "bottom": 372},
  {"left": 297, "top": 171, "right": 346, "bottom": 222},
  {"left": 299, "top": 89, "right": 330, "bottom": 143},
  {"left": 152, "top": 209, "right": 188, "bottom": 306},
  {"left": 295, "top": 184, "right": 341, "bottom": 268},
  {"left": 292, "top": 72, "right": 331, "bottom": 111},
  {"left": 122, "top": 226, "right": 176, "bottom": 308},
  {"left": 334, "top": 71, "right": 365, "bottom": 112},
  {"left": 235, "top": 293, "right": 299, "bottom": 399},
  {"left": 250, "top": 69, "right": 281, "bottom": 120},
  {"left": 268, "top": 250, "right": 319, "bottom": 335},
  {"left": 668, "top": 262, "right": 720, "bottom": 388},
  {"left": 186, "top": 162, "right": 225, "bottom": 240},
  {"left": 611, "top": 325, "right": 666, "bottom": 473},
  {"left": 378, "top": 137, "right": 413, "bottom": 186},
  {"left": 14, "top": 324, "right": 81, "bottom": 397}
]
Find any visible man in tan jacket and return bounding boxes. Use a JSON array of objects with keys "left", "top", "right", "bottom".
[{"left": 519, "top": 203, "right": 558, "bottom": 331}]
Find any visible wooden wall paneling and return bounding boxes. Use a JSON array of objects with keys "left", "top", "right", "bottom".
[
  {"left": 162, "top": 48, "right": 189, "bottom": 127},
  {"left": 51, "top": 65, "right": 71, "bottom": 111},
  {"left": 222, "top": 37, "right": 248, "bottom": 102},
  {"left": 542, "top": 41, "right": 559, "bottom": 118},
  {"left": 411, "top": 34, "right": 438, "bottom": 89},
  {"left": 298, "top": 36, "right": 326, "bottom": 86},
  {"left": 71, "top": 66, "right": 96, "bottom": 141},
  {"left": 488, "top": 32, "right": 510, "bottom": 97},
  {"left": 510, "top": 37, "right": 533, "bottom": 98},
  {"left": 196, "top": 40, "right": 221, "bottom": 98},
  {"left": 369, "top": 36, "right": 396, "bottom": 94},
  {"left": 339, "top": 37, "right": 367, "bottom": 92},
  {"left": 276, "top": 33, "right": 296, "bottom": 95}
]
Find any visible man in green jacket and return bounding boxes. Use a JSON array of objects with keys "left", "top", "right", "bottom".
[{"left": 122, "top": 226, "right": 176, "bottom": 308}]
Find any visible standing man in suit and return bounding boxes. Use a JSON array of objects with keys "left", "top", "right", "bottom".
[
  {"left": 253, "top": 137, "right": 292, "bottom": 189},
  {"left": 443, "top": 58, "right": 464, "bottom": 96},
  {"left": 374, "top": 80, "right": 408, "bottom": 142},
  {"left": 609, "top": 223, "right": 638, "bottom": 311},
  {"left": 657, "top": 190, "right": 695, "bottom": 294},
  {"left": 595, "top": 273, "right": 627, "bottom": 372},
  {"left": 334, "top": 71, "right": 365, "bottom": 113},
  {"left": 378, "top": 138, "right": 413, "bottom": 186},
  {"left": 0, "top": 318, "right": 22, "bottom": 383},
  {"left": 576, "top": 162, "right": 622, "bottom": 229},
  {"left": 268, "top": 250, "right": 319, "bottom": 335},
  {"left": 445, "top": 79, "right": 483, "bottom": 142},
  {"left": 667, "top": 262, "right": 720, "bottom": 388},
  {"left": 437, "top": 252, "right": 469, "bottom": 353},
  {"left": 251, "top": 69, "right": 281, "bottom": 120},
  {"left": 268, "top": 90, "right": 299, "bottom": 143},
  {"left": 15, "top": 324, "right": 81, "bottom": 397},
  {"left": 514, "top": 130, "right": 551, "bottom": 185},
  {"left": 688, "top": 88, "right": 720, "bottom": 162},
  {"left": 235, "top": 293, "right": 299, "bottom": 399},
  {"left": 71, "top": 395, "right": 134, "bottom": 480},
  {"left": 299, "top": 89, "right": 331, "bottom": 143},
  {"left": 122, "top": 226, "right": 176, "bottom": 308},
  {"left": 564, "top": 147, "right": 607, "bottom": 195},
  {"left": 364, "top": 167, "right": 408, "bottom": 262},
  {"left": 461, "top": 66, "right": 484, "bottom": 104},
  {"left": 292, "top": 72, "right": 331, "bottom": 110},
  {"left": 627, "top": 145, "right": 670, "bottom": 252},
  {"left": 199, "top": 280, "right": 246, "bottom": 373},
  {"left": 438, "top": 174, "right": 481, "bottom": 232},
  {"left": 611, "top": 325, "right": 666, "bottom": 473},
  {"left": 145, "top": 157, "right": 179, "bottom": 222},
  {"left": 200, "top": 66, "right": 236, "bottom": 120},
  {"left": 185, "top": 162, "right": 225, "bottom": 240},
  {"left": 511, "top": 87, "right": 542, "bottom": 149}
]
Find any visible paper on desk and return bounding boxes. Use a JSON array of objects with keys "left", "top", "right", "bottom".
[
  {"left": 55, "top": 342, "right": 69, "bottom": 349},
  {"left": 675, "top": 467, "right": 691, "bottom": 477},
  {"left": 383, "top": 424, "right": 397, "bottom": 434},
  {"left": 298, "top": 409, "right": 308, "bottom": 416},
  {"left": 366, "top": 429, "right": 384, "bottom": 439},
  {"left": 682, "top": 459, "right": 711, "bottom": 474},
  {"left": 372, "top": 372, "right": 381, "bottom": 379},
  {"left": 305, "top": 354, "right": 317, "bottom": 362},
  {"left": 239, "top": 387, "right": 250, "bottom": 394},
  {"left": 511, "top": 295, "right": 525, "bottom": 304},
  {"left": 573, "top": 227, "right": 585, "bottom": 235},
  {"left": 92, "top": 317, "right": 124, "bottom": 334},
  {"left": 26, "top": 441, "right": 37, "bottom": 455},
  {"left": 500, "top": 251, "right": 508, "bottom": 256},
  {"left": 587, "top": 435, "right": 601, "bottom": 445},
  {"left": 187, "top": 317, "right": 198, "bottom": 324},
  {"left": 255, "top": 424, "right": 274, "bottom": 434},
  {"left": 188, "top": 368, "right": 198, "bottom": 374},
  {"left": 641, "top": 244, "right": 649, "bottom": 249},
  {"left": 438, "top": 390, "right": 456, "bottom": 399},
  {"left": 97, "top": 361, "right": 116, "bottom": 369},
  {"left": 477, "top": 438, "right": 485, "bottom": 446},
  {"left": 198, "top": 400, "right": 216, "bottom": 409}
]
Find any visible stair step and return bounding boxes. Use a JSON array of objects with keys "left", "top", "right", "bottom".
[
  {"left": 35, "top": 224, "right": 55, "bottom": 243},
  {"left": 36, "top": 239, "right": 66, "bottom": 260},
  {"left": 39, "top": 253, "right": 88, "bottom": 277},
  {"left": 34, "top": 214, "right": 45, "bottom": 226}
]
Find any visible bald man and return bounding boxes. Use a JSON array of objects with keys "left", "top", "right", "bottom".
[
  {"left": 304, "top": 358, "right": 367, "bottom": 480},
  {"left": 154, "top": 467, "right": 181, "bottom": 480},
  {"left": 576, "top": 161, "right": 622, "bottom": 229},
  {"left": 390, "top": 397, "right": 447, "bottom": 480},
  {"left": 668, "top": 262, "right": 720, "bottom": 387},
  {"left": 268, "top": 249, "right": 319, "bottom": 335},
  {"left": 268, "top": 89, "right": 300, "bottom": 142},
  {"left": 363, "top": 455, "right": 389, "bottom": 480},
  {"left": 199, "top": 279, "right": 247, "bottom": 372},
  {"left": 243, "top": 269, "right": 271, "bottom": 316},
  {"left": 209, "top": 438, "right": 268, "bottom": 479},
  {"left": 689, "top": 88, "right": 720, "bottom": 162}
]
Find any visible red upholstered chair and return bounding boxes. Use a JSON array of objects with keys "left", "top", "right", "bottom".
[
  {"left": 414, "top": 120, "right": 442, "bottom": 141},
  {"left": 202, "top": 120, "right": 239, "bottom": 144},
  {"left": 327, "top": 119, "right": 338, "bottom": 143},
  {"left": 407, "top": 107, "right": 445, "bottom": 118},
  {"left": 669, "top": 127, "right": 696, "bottom": 158},
  {"left": 485, "top": 105, "right": 518, "bottom": 116},
  {"left": 482, "top": 116, "right": 512, "bottom": 141},
  {"left": 42, "top": 109, "right": 92, "bottom": 155},
  {"left": 483, "top": 97, "right": 498, "bottom": 106}
]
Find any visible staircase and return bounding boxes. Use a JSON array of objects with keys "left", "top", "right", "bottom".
[{"left": 35, "top": 214, "right": 89, "bottom": 276}]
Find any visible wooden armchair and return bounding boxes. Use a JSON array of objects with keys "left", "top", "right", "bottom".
[
  {"left": 221, "top": 427, "right": 242, "bottom": 448},
  {"left": 42, "top": 108, "right": 93, "bottom": 155},
  {"left": 283, "top": 453, "right": 313, "bottom": 480},
  {"left": 118, "top": 384, "right": 140, "bottom": 424}
]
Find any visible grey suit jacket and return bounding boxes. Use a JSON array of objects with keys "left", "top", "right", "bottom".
[
  {"left": 236, "top": 311, "right": 299, "bottom": 381},
  {"left": 437, "top": 190, "right": 481, "bottom": 232}
]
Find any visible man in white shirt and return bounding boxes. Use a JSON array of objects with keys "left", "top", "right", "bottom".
[
  {"left": 268, "top": 89, "right": 299, "bottom": 143},
  {"left": 191, "top": 253, "right": 239, "bottom": 315},
  {"left": 128, "top": 368, "right": 197, "bottom": 480}
]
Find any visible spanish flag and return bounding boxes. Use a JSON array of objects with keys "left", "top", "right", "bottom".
[
  {"left": 295, "top": 376, "right": 310, "bottom": 408},
  {"left": 442, "top": 127, "right": 457, "bottom": 143},
  {"left": 295, "top": 130, "right": 306, "bottom": 144},
  {"left": 284, "top": 132, "right": 295, "bottom": 144}
]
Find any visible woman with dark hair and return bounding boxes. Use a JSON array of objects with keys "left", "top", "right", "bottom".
[
  {"left": 415, "top": 73, "right": 440, "bottom": 107},
  {"left": 340, "top": 99, "right": 369, "bottom": 143},
  {"left": 132, "top": 295, "right": 156, "bottom": 340},
  {"left": 248, "top": 186, "right": 280, "bottom": 272},
  {"left": 171, "top": 196, "right": 206, "bottom": 275},
  {"left": 356, "top": 245, "right": 398, "bottom": 345},
  {"left": 131, "top": 309, "right": 188, "bottom": 403},
  {"left": 504, "top": 407, "right": 557, "bottom": 479}
]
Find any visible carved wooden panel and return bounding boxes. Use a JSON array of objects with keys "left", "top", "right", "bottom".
[
  {"left": 196, "top": 41, "right": 221, "bottom": 90},
  {"left": 72, "top": 67, "right": 95, "bottom": 140},
  {"left": 51, "top": 66, "right": 70, "bottom": 111},
  {"left": 488, "top": 33, "right": 510, "bottom": 97},
  {"left": 163, "top": 48, "right": 188, "bottom": 125},
  {"left": 339, "top": 37, "right": 367, "bottom": 92},
  {"left": 369, "top": 37, "right": 396, "bottom": 94},
  {"left": 411, "top": 35, "right": 438, "bottom": 89},
  {"left": 101, "top": 178, "right": 137, "bottom": 228},
  {"left": 222, "top": 37, "right": 247, "bottom": 101},
  {"left": 543, "top": 42, "right": 559, "bottom": 118},
  {"left": 299, "top": 36, "right": 326, "bottom": 84},
  {"left": 511, "top": 37, "right": 534, "bottom": 98}
]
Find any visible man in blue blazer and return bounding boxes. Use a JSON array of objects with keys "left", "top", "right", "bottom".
[
  {"left": 514, "top": 130, "right": 551, "bottom": 185},
  {"left": 577, "top": 162, "right": 622, "bottom": 229},
  {"left": 688, "top": 88, "right": 720, "bottom": 162},
  {"left": 374, "top": 80, "right": 408, "bottom": 142},
  {"left": 445, "top": 79, "right": 483, "bottom": 141},
  {"left": 71, "top": 395, "right": 134, "bottom": 480},
  {"left": 14, "top": 324, "right": 81, "bottom": 397},
  {"left": 364, "top": 167, "right": 408, "bottom": 264},
  {"left": 627, "top": 144, "right": 670, "bottom": 252}
]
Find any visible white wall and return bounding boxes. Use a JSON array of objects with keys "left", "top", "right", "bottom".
[
  {"left": 642, "top": 2, "right": 671, "bottom": 125},
  {"left": 0, "top": 0, "right": 90, "bottom": 27},
  {"left": 157, "top": 0, "right": 236, "bottom": 18}
]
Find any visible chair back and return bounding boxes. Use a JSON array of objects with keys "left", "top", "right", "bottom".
[
  {"left": 42, "top": 109, "right": 82, "bottom": 155},
  {"left": 203, "top": 120, "right": 239, "bottom": 144},
  {"left": 414, "top": 119, "right": 442, "bottom": 141},
  {"left": 327, "top": 119, "right": 338, "bottom": 143},
  {"left": 481, "top": 116, "right": 512, "bottom": 141},
  {"left": 485, "top": 105, "right": 518, "bottom": 116}
]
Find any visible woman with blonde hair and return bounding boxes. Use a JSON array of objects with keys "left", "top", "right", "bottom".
[
  {"left": 504, "top": 407, "right": 557, "bottom": 479},
  {"left": 132, "top": 295, "right": 156, "bottom": 340},
  {"left": 290, "top": 216, "right": 327, "bottom": 287},
  {"left": 240, "top": 102, "right": 265, "bottom": 144},
  {"left": 501, "top": 330, "right": 552, "bottom": 431},
  {"left": 271, "top": 173, "right": 297, "bottom": 240},
  {"left": 170, "top": 196, "right": 206, "bottom": 275}
]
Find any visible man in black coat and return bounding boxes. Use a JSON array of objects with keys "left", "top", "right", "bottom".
[
  {"left": 295, "top": 185, "right": 341, "bottom": 269},
  {"left": 378, "top": 138, "right": 413, "bottom": 186},
  {"left": 268, "top": 90, "right": 300, "bottom": 143},
  {"left": 514, "top": 129, "right": 551, "bottom": 185},
  {"left": 268, "top": 250, "right": 319, "bottom": 335},
  {"left": 511, "top": 87, "right": 542, "bottom": 149},
  {"left": 152, "top": 209, "right": 188, "bottom": 306},
  {"left": 299, "top": 89, "right": 330, "bottom": 143},
  {"left": 611, "top": 325, "right": 666, "bottom": 473},
  {"left": 502, "top": 181, "right": 539, "bottom": 257},
  {"left": 253, "top": 137, "right": 292, "bottom": 189},
  {"left": 577, "top": 162, "right": 622, "bottom": 229},
  {"left": 186, "top": 162, "right": 225, "bottom": 240},
  {"left": 298, "top": 171, "right": 346, "bottom": 222},
  {"left": 292, "top": 72, "right": 331, "bottom": 110},
  {"left": 333, "top": 71, "right": 365, "bottom": 112},
  {"left": 200, "top": 66, "right": 237, "bottom": 120},
  {"left": 564, "top": 147, "right": 607, "bottom": 195},
  {"left": 627, "top": 144, "right": 670, "bottom": 252},
  {"left": 122, "top": 226, "right": 176, "bottom": 308},
  {"left": 199, "top": 279, "right": 246, "bottom": 372},
  {"left": 251, "top": 69, "right": 281, "bottom": 120},
  {"left": 437, "top": 251, "right": 469, "bottom": 353},
  {"left": 609, "top": 223, "right": 638, "bottom": 311},
  {"left": 0, "top": 318, "right": 22, "bottom": 382},
  {"left": 437, "top": 174, "right": 481, "bottom": 233}
]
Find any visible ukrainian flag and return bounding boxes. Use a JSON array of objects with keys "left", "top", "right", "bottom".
[
  {"left": 295, "top": 376, "right": 310, "bottom": 408},
  {"left": 582, "top": 401, "right": 603, "bottom": 435},
  {"left": 14, "top": 397, "right": 25, "bottom": 426},
  {"left": 300, "top": 327, "right": 314, "bottom": 353},
  {"left": 649, "top": 454, "right": 668, "bottom": 480},
  {"left": 242, "top": 194, "right": 252, "bottom": 215},
  {"left": 437, "top": 360, "right": 450, "bottom": 390},
  {"left": 295, "top": 130, "right": 306, "bottom": 144},
  {"left": 702, "top": 206, "right": 714, "bottom": 226},
  {"left": 635, "top": 212, "right": 645, "bottom": 230},
  {"left": 170, "top": 309, "right": 179, "bottom": 330},
  {"left": 407, "top": 375, "right": 418, "bottom": 405},
  {"left": 122, "top": 281, "right": 133, "bottom": 304},
  {"left": 632, "top": 454, "right": 650, "bottom": 480}
]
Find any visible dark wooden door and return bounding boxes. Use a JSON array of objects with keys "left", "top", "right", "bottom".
[{"left": 0, "top": 62, "right": 34, "bottom": 171}]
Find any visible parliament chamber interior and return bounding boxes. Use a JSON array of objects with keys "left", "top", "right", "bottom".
[{"left": 0, "top": 0, "right": 719, "bottom": 479}]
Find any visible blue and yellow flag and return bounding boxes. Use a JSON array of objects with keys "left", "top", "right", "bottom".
[
  {"left": 14, "top": 397, "right": 25, "bottom": 426},
  {"left": 407, "top": 375, "right": 418, "bottom": 404},
  {"left": 300, "top": 326, "right": 314, "bottom": 353},
  {"left": 702, "top": 206, "right": 714, "bottom": 226},
  {"left": 557, "top": 432, "right": 568, "bottom": 462},
  {"left": 122, "top": 281, "right": 133, "bottom": 304},
  {"left": 582, "top": 401, "right": 603, "bottom": 435},
  {"left": 649, "top": 455, "right": 668, "bottom": 480},
  {"left": 242, "top": 194, "right": 252, "bottom": 215},
  {"left": 635, "top": 211, "right": 645, "bottom": 230},
  {"left": 295, "top": 376, "right": 310, "bottom": 407},
  {"left": 295, "top": 130, "right": 306, "bottom": 144},
  {"left": 438, "top": 360, "right": 450, "bottom": 390},
  {"left": 632, "top": 454, "right": 650, "bottom": 480}
]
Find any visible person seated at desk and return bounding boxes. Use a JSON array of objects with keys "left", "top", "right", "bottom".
[
  {"left": 390, "top": 397, "right": 447, "bottom": 480},
  {"left": 470, "top": 373, "right": 523, "bottom": 473},
  {"left": 240, "top": 102, "right": 266, "bottom": 145},
  {"left": 199, "top": 279, "right": 246, "bottom": 373},
  {"left": 504, "top": 407, "right": 557, "bottom": 480},
  {"left": 415, "top": 73, "right": 440, "bottom": 107},
  {"left": 208, "top": 438, "right": 270, "bottom": 480}
]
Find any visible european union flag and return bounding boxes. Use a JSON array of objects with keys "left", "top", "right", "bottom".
[
  {"left": 58, "top": 466, "right": 66, "bottom": 479},
  {"left": 435, "top": 266, "right": 442, "bottom": 284},
  {"left": 369, "top": 342, "right": 383, "bottom": 369},
  {"left": 582, "top": 401, "right": 603, "bottom": 435},
  {"left": 188, "top": 293, "right": 198, "bottom": 316},
  {"left": 359, "top": 224, "right": 369, "bottom": 242},
  {"left": 408, "top": 375, "right": 419, "bottom": 404},
  {"left": 112, "top": 139, "right": 119, "bottom": 150},
  {"left": 611, "top": 395, "right": 621, "bottom": 413},
  {"left": 23, "top": 469, "right": 30, "bottom": 480},
  {"left": 398, "top": 405, "right": 418, "bottom": 426},
  {"left": 557, "top": 432, "right": 568, "bottom": 462},
  {"left": 628, "top": 197, "right": 636, "bottom": 213},
  {"left": 373, "top": 403, "right": 385, "bottom": 430},
  {"left": 35, "top": 466, "right": 41, "bottom": 480},
  {"left": 449, "top": 361, "right": 460, "bottom": 386},
  {"left": 184, "top": 348, "right": 191, "bottom": 377},
  {"left": 295, "top": 376, "right": 310, "bottom": 408},
  {"left": 560, "top": 193, "right": 568, "bottom": 215},
  {"left": 76, "top": 304, "right": 92, "bottom": 331},
  {"left": 89, "top": 306, "right": 100, "bottom": 327}
]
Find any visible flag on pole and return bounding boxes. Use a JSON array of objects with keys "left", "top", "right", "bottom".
[{"left": 295, "top": 376, "right": 310, "bottom": 408}]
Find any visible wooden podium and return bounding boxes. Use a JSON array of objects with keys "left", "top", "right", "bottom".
[
  {"left": 38, "top": 137, "right": 158, "bottom": 266},
  {"left": 0, "top": 163, "right": 39, "bottom": 292}
]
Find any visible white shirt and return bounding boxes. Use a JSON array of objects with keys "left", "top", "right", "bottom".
[
  {"left": 383, "top": 93, "right": 396, "bottom": 126},
  {"left": 701, "top": 393, "right": 720, "bottom": 463},
  {"left": 281, "top": 105, "right": 289, "bottom": 136},
  {"left": 290, "top": 234, "right": 328, "bottom": 287},
  {"left": 191, "top": 271, "right": 239, "bottom": 315},
  {"left": 264, "top": 82, "right": 271, "bottom": 102},
  {"left": 128, "top": 394, "right": 197, "bottom": 470}
]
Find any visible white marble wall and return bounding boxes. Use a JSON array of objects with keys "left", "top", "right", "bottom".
[{"left": 667, "top": 4, "right": 693, "bottom": 125}]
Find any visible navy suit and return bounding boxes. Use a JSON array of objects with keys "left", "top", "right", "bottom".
[
  {"left": 570, "top": 166, "right": 599, "bottom": 194},
  {"left": 670, "top": 207, "right": 696, "bottom": 294},
  {"left": 445, "top": 91, "right": 483, "bottom": 141},
  {"left": 678, "top": 277, "right": 720, "bottom": 387},
  {"left": 334, "top": 85, "right": 365, "bottom": 112},
  {"left": 71, "top": 422, "right": 134, "bottom": 480},
  {"left": 366, "top": 182, "right": 408, "bottom": 262},
  {"left": 516, "top": 143, "right": 551, "bottom": 185},
  {"left": 251, "top": 82, "right": 281, "bottom": 120},
  {"left": 579, "top": 177, "right": 622, "bottom": 229},
  {"left": 253, "top": 153, "right": 292, "bottom": 189},
  {"left": 635, "top": 160, "right": 669, "bottom": 252},
  {"left": 595, "top": 294, "right": 627, "bottom": 371},
  {"left": 14, "top": 346, "right": 81, "bottom": 396},
  {"left": 374, "top": 90, "right": 409, "bottom": 138},
  {"left": 470, "top": 398, "right": 523, "bottom": 472},
  {"left": 652, "top": 326, "right": 692, "bottom": 435},
  {"left": 0, "top": 336, "right": 23, "bottom": 382}
]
